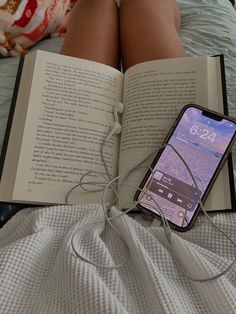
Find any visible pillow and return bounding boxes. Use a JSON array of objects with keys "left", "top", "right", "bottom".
[{"left": 0, "top": 0, "right": 77, "bottom": 57}]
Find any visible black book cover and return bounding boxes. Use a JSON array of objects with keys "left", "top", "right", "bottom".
[
  {"left": 0, "top": 55, "right": 25, "bottom": 180},
  {"left": 216, "top": 54, "right": 236, "bottom": 211}
]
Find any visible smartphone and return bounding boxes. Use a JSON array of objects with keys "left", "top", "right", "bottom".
[{"left": 134, "top": 104, "right": 236, "bottom": 231}]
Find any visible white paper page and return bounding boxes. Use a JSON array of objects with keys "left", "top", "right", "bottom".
[
  {"left": 118, "top": 57, "right": 224, "bottom": 209},
  {"left": 12, "top": 51, "right": 123, "bottom": 204}
]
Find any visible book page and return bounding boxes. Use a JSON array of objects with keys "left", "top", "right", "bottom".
[
  {"left": 12, "top": 51, "right": 123, "bottom": 204},
  {"left": 118, "top": 57, "right": 227, "bottom": 209}
]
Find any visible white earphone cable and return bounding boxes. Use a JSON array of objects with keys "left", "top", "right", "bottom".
[{"left": 68, "top": 103, "right": 236, "bottom": 282}]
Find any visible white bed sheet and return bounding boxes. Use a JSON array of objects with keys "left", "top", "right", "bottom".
[{"left": 0, "top": 205, "right": 236, "bottom": 313}]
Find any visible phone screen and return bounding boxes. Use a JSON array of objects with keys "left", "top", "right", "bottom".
[{"left": 137, "top": 106, "right": 236, "bottom": 229}]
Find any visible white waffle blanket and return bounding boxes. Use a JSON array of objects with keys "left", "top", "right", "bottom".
[{"left": 0, "top": 205, "right": 236, "bottom": 313}]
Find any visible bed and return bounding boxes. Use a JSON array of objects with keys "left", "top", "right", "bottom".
[{"left": 0, "top": 0, "right": 236, "bottom": 313}]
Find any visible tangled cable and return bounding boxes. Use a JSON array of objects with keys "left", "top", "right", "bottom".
[{"left": 67, "top": 112, "right": 236, "bottom": 282}]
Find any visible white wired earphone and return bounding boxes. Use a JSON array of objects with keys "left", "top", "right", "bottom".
[
  {"left": 68, "top": 102, "right": 236, "bottom": 282},
  {"left": 108, "top": 102, "right": 124, "bottom": 138}
]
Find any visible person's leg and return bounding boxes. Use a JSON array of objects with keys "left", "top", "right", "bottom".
[
  {"left": 120, "top": 0, "right": 186, "bottom": 71},
  {"left": 61, "top": 0, "right": 119, "bottom": 69}
]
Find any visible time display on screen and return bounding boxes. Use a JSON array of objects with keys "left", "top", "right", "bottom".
[
  {"left": 189, "top": 125, "right": 216, "bottom": 142},
  {"left": 137, "top": 106, "right": 236, "bottom": 229}
]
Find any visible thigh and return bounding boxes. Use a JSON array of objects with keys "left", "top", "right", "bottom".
[
  {"left": 61, "top": 0, "right": 120, "bottom": 69},
  {"left": 119, "top": 0, "right": 186, "bottom": 71}
]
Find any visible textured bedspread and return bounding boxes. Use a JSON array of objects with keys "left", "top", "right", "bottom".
[{"left": 0, "top": 205, "right": 236, "bottom": 313}]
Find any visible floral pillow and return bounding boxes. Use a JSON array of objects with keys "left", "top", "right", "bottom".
[{"left": 0, "top": 0, "right": 77, "bottom": 57}]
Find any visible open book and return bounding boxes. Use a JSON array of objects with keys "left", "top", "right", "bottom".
[{"left": 0, "top": 50, "right": 235, "bottom": 211}]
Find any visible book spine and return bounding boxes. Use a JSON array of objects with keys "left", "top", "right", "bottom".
[{"left": 0, "top": 55, "right": 25, "bottom": 180}]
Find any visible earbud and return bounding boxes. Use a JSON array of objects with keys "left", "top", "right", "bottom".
[
  {"left": 114, "top": 102, "right": 124, "bottom": 114},
  {"left": 111, "top": 122, "right": 122, "bottom": 134},
  {"left": 111, "top": 102, "right": 124, "bottom": 135}
]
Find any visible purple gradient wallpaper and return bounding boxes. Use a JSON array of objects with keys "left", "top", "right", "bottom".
[{"left": 138, "top": 106, "right": 236, "bottom": 228}]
